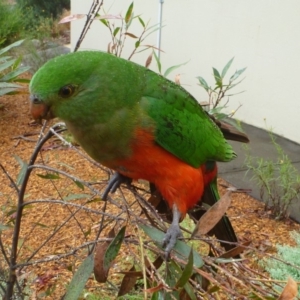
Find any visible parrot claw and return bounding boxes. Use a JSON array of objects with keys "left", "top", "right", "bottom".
[
  {"left": 163, "top": 223, "right": 182, "bottom": 258},
  {"left": 162, "top": 204, "right": 183, "bottom": 258},
  {"left": 102, "top": 172, "right": 132, "bottom": 200}
]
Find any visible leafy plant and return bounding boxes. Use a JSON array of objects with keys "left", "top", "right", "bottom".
[
  {"left": 98, "top": 2, "right": 162, "bottom": 61},
  {"left": 262, "top": 231, "right": 300, "bottom": 294},
  {"left": 16, "top": 0, "right": 70, "bottom": 19},
  {"left": 0, "top": 0, "right": 25, "bottom": 46},
  {"left": 197, "top": 57, "right": 246, "bottom": 122},
  {"left": 0, "top": 40, "right": 30, "bottom": 97},
  {"left": 245, "top": 130, "right": 300, "bottom": 219}
]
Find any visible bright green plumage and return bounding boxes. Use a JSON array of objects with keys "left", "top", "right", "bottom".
[{"left": 30, "top": 51, "right": 235, "bottom": 167}]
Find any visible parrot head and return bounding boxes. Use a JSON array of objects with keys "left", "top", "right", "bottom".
[{"left": 29, "top": 51, "right": 110, "bottom": 123}]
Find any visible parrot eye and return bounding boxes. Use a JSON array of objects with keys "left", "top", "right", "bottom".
[
  {"left": 59, "top": 84, "right": 75, "bottom": 98},
  {"left": 32, "top": 97, "right": 41, "bottom": 104}
]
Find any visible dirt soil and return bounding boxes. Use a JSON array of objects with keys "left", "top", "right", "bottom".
[{"left": 1, "top": 88, "right": 300, "bottom": 299}]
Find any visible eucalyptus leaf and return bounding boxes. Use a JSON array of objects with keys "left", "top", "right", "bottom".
[
  {"left": 140, "top": 224, "right": 204, "bottom": 268},
  {"left": 73, "top": 179, "right": 84, "bottom": 190},
  {"left": 0, "top": 59, "right": 15, "bottom": 74},
  {"left": 103, "top": 226, "right": 126, "bottom": 272},
  {"left": 1, "top": 66, "right": 31, "bottom": 82},
  {"left": 125, "top": 2, "right": 134, "bottom": 24},
  {"left": 0, "top": 224, "right": 10, "bottom": 231},
  {"left": 197, "top": 76, "right": 209, "bottom": 92},
  {"left": 152, "top": 50, "right": 161, "bottom": 74},
  {"left": 36, "top": 173, "right": 60, "bottom": 180},
  {"left": 113, "top": 27, "right": 120, "bottom": 37},
  {"left": 230, "top": 67, "right": 247, "bottom": 82},
  {"left": 164, "top": 61, "right": 189, "bottom": 78},
  {"left": 63, "top": 194, "right": 90, "bottom": 201},
  {"left": 138, "top": 16, "right": 145, "bottom": 28},
  {"left": 213, "top": 67, "right": 222, "bottom": 87},
  {"left": 14, "top": 155, "right": 28, "bottom": 186},
  {"left": 0, "top": 39, "right": 25, "bottom": 56},
  {"left": 221, "top": 57, "right": 234, "bottom": 78},
  {"left": 175, "top": 249, "right": 193, "bottom": 288},
  {"left": 64, "top": 255, "right": 94, "bottom": 300}
]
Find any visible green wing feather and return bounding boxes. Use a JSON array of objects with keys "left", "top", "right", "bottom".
[{"left": 142, "top": 70, "right": 236, "bottom": 167}]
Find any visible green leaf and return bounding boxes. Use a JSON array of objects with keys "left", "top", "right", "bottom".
[
  {"left": 221, "top": 57, "right": 234, "bottom": 78},
  {"left": 0, "top": 224, "right": 10, "bottom": 231},
  {"left": 0, "top": 88, "right": 21, "bottom": 96},
  {"left": 125, "top": 2, "right": 134, "bottom": 24},
  {"left": 135, "top": 40, "right": 140, "bottom": 49},
  {"left": 1, "top": 66, "right": 31, "bottom": 82},
  {"left": 230, "top": 67, "right": 247, "bottom": 82},
  {"left": 87, "top": 198, "right": 102, "bottom": 204},
  {"left": 140, "top": 224, "right": 204, "bottom": 268},
  {"left": 34, "top": 222, "right": 48, "bottom": 228},
  {"left": 183, "top": 282, "right": 197, "bottom": 300},
  {"left": 144, "top": 25, "right": 164, "bottom": 41},
  {"left": 213, "top": 67, "right": 222, "bottom": 87},
  {"left": 63, "top": 194, "right": 90, "bottom": 201},
  {"left": 209, "top": 105, "right": 227, "bottom": 115},
  {"left": 163, "top": 60, "right": 189, "bottom": 78},
  {"left": 175, "top": 249, "right": 194, "bottom": 288},
  {"left": 207, "top": 285, "right": 220, "bottom": 293},
  {"left": 14, "top": 155, "right": 28, "bottom": 186},
  {"left": 113, "top": 27, "right": 120, "bottom": 37},
  {"left": 0, "top": 39, "right": 25, "bottom": 56},
  {"left": 99, "top": 18, "right": 109, "bottom": 27},
  {"left": 64, "top": 254, "right": 94, "bottom": 300},
  {"left": 196, "top": 76, "right": 209, "bottom": 92},
  {"left": 73, "top": 179, "right": 84, "bottom": 190},
  {"left": 138, "top": 16, "right": 145, "bottom": 28},
  {"left": 84, "top": 227, "right": 91, "bottom": 237},
  {"left": 103, "top": 226, "right": 126, "bottom": 272},
  {"left": 0, "top": 82, "right": 22, "bottom": 89},
  {"left": 152, "top": 50, "right": 161, "bottom": 74},
  {"left": 164, "top": 261, "right": 180, "bottom": 299},
  {"left": 0, "top": 58, "right": 15, "bottom": 74},
  {"left": 13, "top": 78, "right": 30, "bottom": 83},
  {"left": 12, "top": 55, "right": 22, "bottom": 70},
  {"left": 151, "top": 291, "right": 165, "bottom": 300},
  {"left": 36, "top": 173, "right": 60, "bottom": 180},
  {"left": 0, "top": 56, "right": 12, "bottom": 63},
  {"left": 213, "top": 112, "right": 228, "bottom": 120}
]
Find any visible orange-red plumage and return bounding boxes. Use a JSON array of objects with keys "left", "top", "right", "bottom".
[{"left": 106, "top": 128, "right": 204, "bottom": 214}]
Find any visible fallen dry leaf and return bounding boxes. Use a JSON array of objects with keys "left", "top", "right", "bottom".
[{"left": 278, "top": 277, "right": 298, "bottom": 300}]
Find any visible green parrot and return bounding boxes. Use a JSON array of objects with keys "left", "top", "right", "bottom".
[{"left": 29, "top": 50, "right": 238, "bottom": 255}]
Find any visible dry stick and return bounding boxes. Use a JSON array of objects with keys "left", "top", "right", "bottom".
[
  {"left": 14, "top": 237, "right": 137, "bottom": 269},
  {"left": 0, "top": 236, "right": 9, "bottom": 265},
  {"left": 22, "top": 200, "right": 124, "bottom": 221},
  {"left": 21, "top": 168, "right": 124, "bottom": 265},
  {"left": 74, "top": 0, "right": 104, "bottom": 52},
  {"left": 38, "top": 152, "right": 89, "bottom": 243},
  {"left": 249, "top": 277, "right": 300, "bottom": 284},
  {"left": 15, "top": 159, "right": 106, "bottom": 257},
  {"left": 238, "top": 263, "right": 284, "bottom": 295},
  {"left": 5, "top": 123, "right": 64, "bottom": 299},
  {"left": 0, "top": 163, "right": 19, "bottom": 194},
  {"left": 89, "top": 199, "right": 108, "bottom": 255}
]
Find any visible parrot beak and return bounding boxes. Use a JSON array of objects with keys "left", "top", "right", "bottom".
[{"left": 30, "top": 95, "right": 54, "bottom": 121}]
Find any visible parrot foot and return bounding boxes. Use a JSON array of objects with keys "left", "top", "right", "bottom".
[
  {"left": 102, "top": 172, "right": 132, "bottom": 200},
  {"left": 162, "top": 204, "right": 182, "bottom": 258}
]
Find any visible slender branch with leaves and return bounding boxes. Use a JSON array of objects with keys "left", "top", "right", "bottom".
[{"left": 197, "top": 57, "right": 246, "bottom": 120}]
